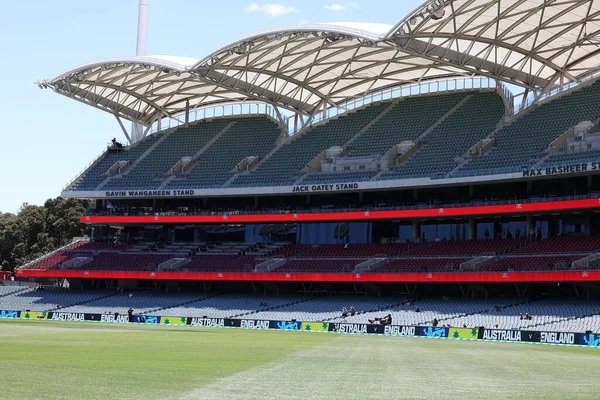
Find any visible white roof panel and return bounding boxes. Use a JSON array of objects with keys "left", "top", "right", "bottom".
[{"left": 38, "top": 2, "right": 600, "bottom": 126}]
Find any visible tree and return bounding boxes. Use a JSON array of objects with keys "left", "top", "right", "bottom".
[{"left": 0, "top": 197, "right": 90, "bottom": 271}]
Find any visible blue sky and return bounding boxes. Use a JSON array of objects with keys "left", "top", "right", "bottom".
[{"left": 0, "top": 0, "right": 422, "bottom": 213}]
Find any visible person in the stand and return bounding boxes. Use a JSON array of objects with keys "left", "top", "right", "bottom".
[
  {"left": 341, "top": 307, "right": 348, "bottom": 318},
  {"left": 432, "top": 318, "right": 438, "bottom": 327},
  {"left": 415, "top": 305, "right": 420, "bottom": 313},
  {"left": 515, "top": 227, "right": 521, "bottom": 239},
  {"left": 484, "top": 228, "right": 490, "bottom": 239},
  {"left": 520, "top": 313, "right": 524, "bottom": 320},
  {"left": 381, "top": 314, "right": 392, "bottom": 325},
  {"left": 350, "top": 305, "right": 356, "bottom": 316}
]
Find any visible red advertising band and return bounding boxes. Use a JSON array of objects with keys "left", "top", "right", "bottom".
[
  {"left": 80, "top": 198, "right": 600, "bottom": 224},
  {"left": 14, "top": 269, "right": 599, "bottom": 283}
]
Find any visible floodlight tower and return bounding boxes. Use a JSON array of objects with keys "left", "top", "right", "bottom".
[{"left": 132, "top": 0, "right": 149, "bottom": 143}]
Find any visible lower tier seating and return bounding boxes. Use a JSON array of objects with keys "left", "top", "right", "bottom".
[{"left": 2, "top": 286, "right": 597, "bottom": 333}]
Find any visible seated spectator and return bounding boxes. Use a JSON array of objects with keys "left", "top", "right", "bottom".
[
  {"left": 432, "top": 318, "right": 438, "bottom": 327},
  {"left": 341, "top": 307, "right": 348, "bottom": 318},
  {"left": 415, "top": 305, "right": 420, "bottom": 313},
  {"left": 520, "top": 313, "right": 523, "bottom": 320},
  {"left": 350, "top": 306, "right": 356, "bottom": 316}
]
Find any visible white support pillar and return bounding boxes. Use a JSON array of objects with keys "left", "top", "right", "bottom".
[
  {"left": 185, "top": 100, "right": 190, "bottom": 128},
  {"left": 131, "top": 0, "right": 149, "bottom": 142}
]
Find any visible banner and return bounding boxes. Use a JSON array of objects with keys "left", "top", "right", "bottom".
[
  {"left": 0, "top": 310, "right": 20, "bottom": 319},
  {"left": 420, "top": 327, "right": 449, "bottom": 338},
  {"left": 47, "top": 312, "right": 86, "bottom": 322},
  {"left": 538, "top": 331, "right": 578, "bottom": 345},
  {"left": 481, "top": 329, "right": 522, "bottom": 342},
  {"left": 12, "top": 310, "right": 596, "bottom": 348},
  {"left": 238, "top": 319, "right": 270, "bottom": 330},
  {"left": 300, "top": 322, "right": 329, "bottom": 332},
  {"left": 580, "top": 333, "right": 600, "bottom": 347},
  {"left": 187, "top": 317, "right": 226, "bottom": 328},
  {"left": 448, "top": 327, "right": 479, "bottom": 340},
  {"left": 328, "top": 323, "right": 383, "bottom": 334},
  {"left": 383, "top": 325, "right": 417, "bottom": 337},
  {"left": 20, "top": 311, "right": 42, "bottom": 320},
  {"left": 99, "top": 314, "right": 130, "bottom": 323},
  {"left": 133, "top": 315, "right": 161, "bottom": 324},
  {"left": 161, "top": 316, "right": 187, "bottom": 325},
  {"left": 272, "top": 321, "right": 301, "bottom": 331}
]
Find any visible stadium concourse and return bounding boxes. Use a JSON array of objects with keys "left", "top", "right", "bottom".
[{"left": 14, "top": 0, "right": 600, "bottom": 340}]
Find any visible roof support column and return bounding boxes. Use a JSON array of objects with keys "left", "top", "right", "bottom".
[
  {"left": 185, "top": 100, "right": 190, "bottom": 128},
  {"left": 520, "top": 88, "right": 530, "bottom": 111},
  {"left": 114, "top": 116, "right": 133, "bottom": 145}
]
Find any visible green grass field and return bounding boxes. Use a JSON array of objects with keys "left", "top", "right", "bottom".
[{"left": 0, "top": 320, "right": 598, "bottom": 399}]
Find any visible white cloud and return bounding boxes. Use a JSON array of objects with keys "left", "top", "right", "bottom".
[
  {"left": 324, "top": 3, "right": 360, "bottom": 11},
  {"left": 324, "top": 4, "right": 346, "bottom": 11},
  {"left": 246, "top": 3, "right": 298, "bottom": 16}
]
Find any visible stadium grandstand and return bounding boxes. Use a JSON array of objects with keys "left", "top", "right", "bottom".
[{"left": 10, "top": 0, "right": 600, "bottom": 336}]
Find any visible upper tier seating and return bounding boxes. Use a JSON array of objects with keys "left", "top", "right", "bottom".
[
  {"left": 349, "top": 92, "right": 468, "bottom": 157},
  {"left": 381, "top": 92, "right": 505, "bottom": 179},
  {"left": 167, "top": 116, "right": 281, "bottom": 189},
  {"left": 457, "top": 80, "right": 600, "bottom": 176},
  {"left": 231, "top": 102, "right": 390, "bottom": 187},
  {"left": 103, "top": 119, "right": 231, "bottom": 190},
  {"left": 69, "top": 136, "right": 161, "bottom": 191}
]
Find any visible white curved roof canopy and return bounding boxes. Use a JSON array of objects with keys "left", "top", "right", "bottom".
[
  {"left": 38, "top": 1, "right": 600, "bottom": 126},
  {"left": 386, "top": 0, "right": 600, "bottom": 89}
]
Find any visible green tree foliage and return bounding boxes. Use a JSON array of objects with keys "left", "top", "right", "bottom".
[{"left": 0, "top": 198, "right": 89, "bottom": 271}]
